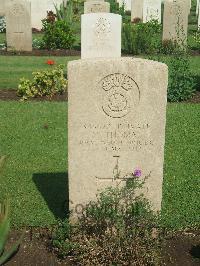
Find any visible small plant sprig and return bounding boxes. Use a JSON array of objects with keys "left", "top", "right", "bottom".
[{"left": 0, "top": 199, "right": 25, "bottom": 265}]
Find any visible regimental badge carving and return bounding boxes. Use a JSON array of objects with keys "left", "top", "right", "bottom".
[
  {"left": 94, "top": 17, "right": 111, "bottom": 36},
  {"left": 99, "top": 73, "right": 140, "bottom": 118},
  {"left": 10, "top": 3, "right": 25, "bottom": 16}
]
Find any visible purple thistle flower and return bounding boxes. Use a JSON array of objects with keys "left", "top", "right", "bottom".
[{"left": 133, "top": 169, "right": 142, "bottom": 177}]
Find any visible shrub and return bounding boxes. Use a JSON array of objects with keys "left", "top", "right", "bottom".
[
  {"left": 0, "top": 16, "right": 6, "bottom": 33},
  {"left": 52, "top": 176, "right": 162, "bottom": 265},
  {"left": 189, "top": 31, "right": 200, "bottom": 51},
  {"left": 167, "top": 55, "right": 196, "bottom": 102},
  {"left": 42, "top": 11, "right": 75, "bottom": 50},
  {"left": 122, "top": 20, "right": 162, "bottom": 55},
  {"left": 17, "top": 64, "right": 67, "bottom": 100},
  {"left": 32, "top": 38, "right": 45, "bottom": 50}
]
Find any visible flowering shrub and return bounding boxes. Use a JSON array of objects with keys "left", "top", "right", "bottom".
[
  {"left": 0, "top": 16, "right": 6, "bottom": 33},
  {"left": 42, "top": 11, "right": 75, "bottom": 50},
  {"left": 17, "top": 64, "right": 67, "bottom": 100}
]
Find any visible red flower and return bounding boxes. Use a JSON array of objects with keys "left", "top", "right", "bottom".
[{"left": 46, "top": 60, "right": 55, "bottom": 65}]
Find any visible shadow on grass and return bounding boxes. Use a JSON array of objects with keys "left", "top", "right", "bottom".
[{"left": 33, "top": 172, "right": 69, "bottom": 220}]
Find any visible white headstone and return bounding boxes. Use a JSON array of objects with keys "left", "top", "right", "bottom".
[
  {"left": 117, "top": 0, "right": 131, "bottom": 11},
  {"left": 84, "top": 1, "right": 110, "bottom": 14},
  {"left": 131, "top": 0, "right": 143, "bottom": 22},
  {"left": 6, "top": 0, "right": 32, "bottom": 51},
  {"left": 196, "top": 0, "right": 199, "bottom": 16},
  {"left": 31, "top": 0, "right": 64, "bottom": 29},
  {"left": 143, "top": 0, "right": 161, "bottom": 23},
  {"left": 81, "top": 13, "right": 122, "bottom": 59},
  {"left": 0, "top": 0, "right": 5, "bottom": 16},
  {"left": 163, "top": 0, "right": 188, "bottom": 45},
  {"left": 198, "top": 2, "right": 200, "bottom": 29},
  {"left": 68, "top": 58, "right": 168, "bottom": 215}
]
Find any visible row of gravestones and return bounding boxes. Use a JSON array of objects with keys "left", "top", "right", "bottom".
[
  {"left": 0, "top": 0, "right": 200, "bottom": 51},
  {"left": 1, "top": 0, "right": 199, "bottom": 52},
  {"left": 0, "top": 0, "right": 66, "bottom": 29}
]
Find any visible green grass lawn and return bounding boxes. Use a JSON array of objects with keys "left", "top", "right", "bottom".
[
  {"left": 0, "top": 101, "right": 199, "bottom": 228},
  {"left": 0, "top": 55, "right": 199, "bottom": 89},
  {"left": 0, "top": 56, "right": 79, "bottom": 89}
]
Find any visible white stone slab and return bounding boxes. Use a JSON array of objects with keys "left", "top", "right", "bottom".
[
  {"left": 163, "top": 0, "right": 188, "bottom": 45},
  {"left": 131, "top": 0, "right": 143, "bottom": 22},
  {"left": 68, "top": 57, "right": 168, "bottom": 216},
  {"left": 0, "top": 0, "right": 5, "bottom": 16},
  {"left": 81, "top": 13, "right": 121, "bottom": 59},
  {"left": 196, "top": 0, "right": 199, "bottom": 16},
  {"left": 198, "top": 1, "right": 200, "bottom": 29},
  {"left": 84, "top": 1, "right": 110, "bottom": 14},
  {"left": 143, "top": 0, "right": 161, "bottom": 23},
  {"left": 6, "top": 0, "right": 32, "bottom": 51},
  {"left": 117, "top": 0, "right": 131, "bottom": 11},
  {"left": 31, "top": 0, "right": 64, "bottom": 29}
]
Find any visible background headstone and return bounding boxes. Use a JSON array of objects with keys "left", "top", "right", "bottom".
[
  {"left": 68, "top": 58, "right": 168, "bottom": 214},
  {"left": 131, "top": 0, "right": 143, "bottom": 22},
  {"left": 31, "top": 0, "right": 65, "bottom": 29},
  {"left": 196, "top": 0, "right": 199, "bottom": 16},
  {"left": 6, "top": 0, "right": 32, "bottom": 51},
  {"left": 117, "top": 0, "right": 131, "bottom": 11},
  {"left": 81, "top": 13, "right": 121, "bottom": 59},
  {"left": 162, "top": 0, "right": 188, "bottom": 45},
  {"left": 0, "top": 0, "right": 5, "bottom": 16},
  {"left": 143, "top": 0, "right": 161, "bottom": 23},
  {"left": 84, "top": 1, "right": 110, "bottom": 14},
  {"left": 198, "top": 1, "right": 200, "bottom": 29}
]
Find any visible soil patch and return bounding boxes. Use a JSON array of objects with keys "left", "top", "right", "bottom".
[
  {"left": 5, "top": 228, "right": 73, "bottom": 266},
  {"left": 1, "top": 89, "right": 200, "bottom": 103},
  {"left": 4, "top": 228, "right": 200, "bottom": 266},
  {"left": 162, "top": 230, "right": 200, "bottom": 266},
  {"left": 0, "top": 89, "right": 68, "bottom": 102}
]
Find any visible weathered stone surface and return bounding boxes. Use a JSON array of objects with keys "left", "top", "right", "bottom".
[
  {"left": 68, "top": 58, "right": 168, "bottom": 215},
  {"left": 0, "top": 0, "right": 5, "bottom": 16},
  {"left": 84, "top": 1, "right": 110, "bottom": 14},
  {"left": 198, "top": 1, "right": 200, "bottom": 30},
  {"left": 117, "top": 0, "right": 131, "bottom": 11},
  {"left": 6, "top": 0, "right": 32, "bottom": 51},
  {"left": 81, "top": 13, "right": 121, "bottom": 59},
  {"left": 131, "top": 0, "right": 143, "bottom": 22},
  {"left": 196, "top": 0, "right": 199, "bottom": 16},
  {"left": 31, "top": 0, "right": 65, "bottom": 29},
  {"left": 143, "top": 0, "right": 161, "bottom": 23},
  {"left": 163, "top": 0, "right": 188, "bottom": 45}
]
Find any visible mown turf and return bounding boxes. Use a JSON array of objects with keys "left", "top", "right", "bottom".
[
  {"left": 0, "top": 101, "right": 199, "bottom": 228},
  {"left": 162, "top": 103, "right": 200, "bottom": 228},
  {"left": 0, "top": 101, "right": 67, "bottom": 226},
  {"left": 0, "top": 56, "right": 79, "bottom": 89}
]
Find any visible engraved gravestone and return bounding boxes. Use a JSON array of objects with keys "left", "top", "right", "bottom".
[
  {"left": 143, "top": 0, "right": 161, "bottom": 23},
  {"left": 84, "top": 1, "right": 110, "bottom": 14},
  {"left": 6, "top": 0, "right": 32, "bottom": 51},
  {"left": 81, "top": 13, "right": 121, "bottom": 59},
  {"left": 131, "top": 0, "right": 143, "bottom": 22},
  {"left": 68, "top": 58, "right": 168, "bottom": 215},
  {"left": 163, "top": 0, "right": 188, "bottom": 45}
]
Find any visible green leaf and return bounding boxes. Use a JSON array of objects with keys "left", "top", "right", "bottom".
[
  {"left": 0, "top": 231, "right": 25, "bottom": 265},
  {"left": 0, "top": 200, "right": 10, "bottom": 256}
]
